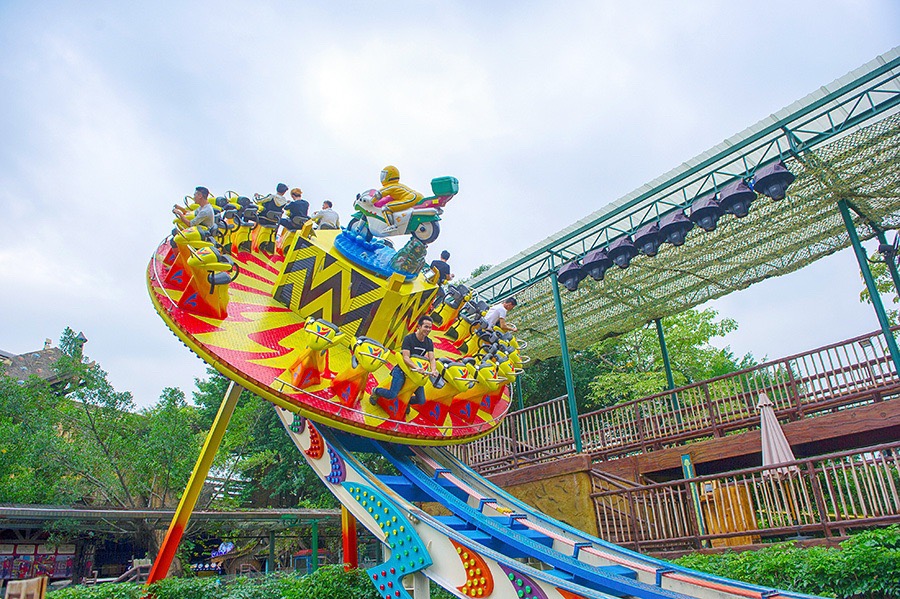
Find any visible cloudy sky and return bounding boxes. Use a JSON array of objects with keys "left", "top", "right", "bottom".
[{"left": 1, "top": 1, "right": 898, "bottom": 407}]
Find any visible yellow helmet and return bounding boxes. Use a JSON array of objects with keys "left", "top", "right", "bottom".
[{"left": 380, "top": 165, "right": 400, "bottom": 185}]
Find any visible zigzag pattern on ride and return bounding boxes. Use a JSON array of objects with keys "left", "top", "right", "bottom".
[{"left": 274, "top": 234, "right": 436, "bottom": 350}]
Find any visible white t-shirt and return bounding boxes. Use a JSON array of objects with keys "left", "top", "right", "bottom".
[
  {"left": 483, "top": 303, "right": 507, "bottom": 329},
  {"left": 314, "top": 208, "right": 340, "bottom": 229}
]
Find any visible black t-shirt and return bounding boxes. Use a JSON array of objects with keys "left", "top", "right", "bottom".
[
  {"left": 430, "top": 259, "right": 451, "bottom": 284},
  {"left": 286, "top": 199, "right": 309, "bottom": 218},
  {"left": 402, "top": 332, "right": 434, "bottom": 360}
]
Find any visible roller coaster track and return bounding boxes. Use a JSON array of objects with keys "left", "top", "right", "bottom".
[{"left": 276, "top": 406, "right": 823, "bottom": 599}]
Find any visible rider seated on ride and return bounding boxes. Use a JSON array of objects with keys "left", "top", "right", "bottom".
[
  {"left": 430, "top": 250, "right": 453, "bottom": 285},
  {"left": 255, "top": 183, "right": 289, "bottom": 226},
  {"left": 376, "top": 165, "right": 423, "bottom": 231},
  {"left": 173, "top": 186, "right": 215, "bottom": 230},
  {"left": 370, "top": 315, "right": 437, "bottom": 411},
  {"left": 280, "top": 188, "right": 310, "bottom": 229},
  {"left": 312, "top": 200, "right": 341, "bottom": 230}
]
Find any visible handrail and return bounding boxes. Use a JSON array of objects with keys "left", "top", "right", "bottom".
[
  {"left": 590, "top": 440, "right": 900, "bottom": 551},
  {"left": 592, "top": 439, "right": 900, "bottom": 496},
  {"left": 578, "top": 325, "right": 900, "bottom": 421}
]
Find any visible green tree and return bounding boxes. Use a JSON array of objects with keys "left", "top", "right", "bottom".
[
  {"left": 189, "top": 368, "right": 337, "bottom": 509},
  {"left": 1, "top": 328, "right": 208, "bottom": 578},
  {"left": 0, "top": 375, "right": 82, "bottom": 504},
  {"left": 859, "top": 258, "right": 900, "bottom": 326},
  {"left": 190, "top": 367, "right": 397, "bottom": 510},
  {"left": 459, "top": 264, "right": 492, "bottom": 285},
  {"left": 518, "top": 349, "right": 607, "bottom": 409},
  {"left": 518, "top": 309, "right": 752, "bottom": 412}
]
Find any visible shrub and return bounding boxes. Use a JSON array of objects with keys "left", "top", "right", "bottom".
[
  {"left": 279, "top": 565, "right": 379, "bottom": 599},
  {"left": 47, "top": 567, "right": 380, "bottom": 599},
  {"left": 48, "top": 583, "right": 144, "bottom": 599},
  {"left": 673, "top": 525, "right": 900, "bottom": 599}
]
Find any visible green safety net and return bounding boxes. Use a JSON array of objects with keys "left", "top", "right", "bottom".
[{"left": 511, "top": 113, "right": 900, "bottom": 361}]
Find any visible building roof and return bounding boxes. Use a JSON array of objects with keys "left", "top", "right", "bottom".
[{"left": 0, "top": 343, "right": 66, "bottom": 385}]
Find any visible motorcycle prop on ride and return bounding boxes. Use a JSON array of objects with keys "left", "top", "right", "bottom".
[{"left": 348, "top": 176, "right": 458, "bottom": 244}]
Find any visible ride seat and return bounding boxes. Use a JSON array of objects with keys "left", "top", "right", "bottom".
[
  {"left": 445, "top": 285, "right": 469, "bottom": 308},
  {"left": 258, "top": 210, "right": 282, "bottom": 228},
  {"left": 282, "top": 214, "right": 310, "bottom": 231},
  {"left": 207, "top": 254, "right": 237, "bottom": 294}
]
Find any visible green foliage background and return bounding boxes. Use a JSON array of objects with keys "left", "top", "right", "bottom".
[
  {"left": 42, "top": 527, "right": 900, "bottom": 599},
  {"left": 674, "top": 526, "right": 900, "bottom": 599},
  {"left": 47, "top": 566, "right": 380, "bottom": 599},
  {"left": 519, "top": 307, "right": 754, "bottom": 412}
]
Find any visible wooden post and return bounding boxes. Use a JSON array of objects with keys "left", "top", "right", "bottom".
[
  {"left": 702, "top": 383, "right": 722, "bottom": 437},
  {"left": 805, "top": 461, "right": 833, "bottom": 538},
  {"left": 786, "top": 359, "right": 804, "bottom": 418}
]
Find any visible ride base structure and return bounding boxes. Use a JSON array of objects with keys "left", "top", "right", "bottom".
[{"left": 145, "top": 181, "right": 820, "bottom": 599}]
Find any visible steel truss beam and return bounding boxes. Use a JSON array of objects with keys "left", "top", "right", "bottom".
[{"left": 472, "top": 49, "right": 900, "bottom": 303}]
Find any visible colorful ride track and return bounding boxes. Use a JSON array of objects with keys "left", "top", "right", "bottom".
[{"left": 146, "top": 185, "right": 822, "bottom": 599}]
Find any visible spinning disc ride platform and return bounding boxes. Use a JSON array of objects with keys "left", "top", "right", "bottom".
[{"left": 147, "top": 221, "right": 517, "bottom": 445}]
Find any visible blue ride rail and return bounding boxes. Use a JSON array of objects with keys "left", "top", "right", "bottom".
[{"left": 275, "top": 406, "right": 823, "bottom": 599}]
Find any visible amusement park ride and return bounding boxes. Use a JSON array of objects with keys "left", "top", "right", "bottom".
[{"left": 145, "top": 169, "right": 820, "bottom": 599}]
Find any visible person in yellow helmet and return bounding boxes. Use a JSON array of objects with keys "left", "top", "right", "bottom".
[{"left": 377, "top": 165, "right": 423, "bottom": 230}]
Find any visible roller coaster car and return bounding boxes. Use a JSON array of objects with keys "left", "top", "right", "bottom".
[
  {"left": 329, "top": 336, "right": 388, "bottom": 407},
  {"left": 164, "top": 227, "right": 216, "bottom": 290},
  {"left": 176, "top": 246, "right": 240, "bottom": 320},
  {"left": 212, "top": 194, "right": 242, "bottom": 252},
  {"left": 229, "top": 197, "right": 258, "bottom": 254},
  {"left": 276, "top": 214, "right": 311, "bottom": 255},
  {"left": 288, "top": 318, "right": 345, "bottom": 389},
  {"left": 430, "top": 284, "right": 471, "bottom": 330},
  {"left": 251, "top": 206, "right": 283, "bottom": 255},
  {"left": 449, "top": 357, "right": 507, "bottom": 424},
  {"left": 494, "top": 341, "right": 529, "bottom": 370},
  {"left": 444, "top": 299, "right": 488, "bottom": 345},
  {"left": 370, "top": 355, "right": 431, "bottom": 421},
  {"left": 415, "top": 358, "right": 475, "bottom": 425}
]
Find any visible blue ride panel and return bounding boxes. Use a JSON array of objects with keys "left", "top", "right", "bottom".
[{"left": 333, "top": 230, "right": 418, "bottom": 280}]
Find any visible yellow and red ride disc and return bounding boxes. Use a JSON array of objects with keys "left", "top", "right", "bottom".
[{"left": 147, "top": 227, "right": 511, "bottom": 445}]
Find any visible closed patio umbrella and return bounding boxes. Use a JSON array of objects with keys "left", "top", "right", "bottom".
[{"left": 757, "top": 392, "right": 799, "bottom": 477}]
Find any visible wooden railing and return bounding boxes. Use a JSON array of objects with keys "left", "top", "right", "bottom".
[
  {"left": 590, "top": 440, "right": 900, "bottom": 553},
  {"left": 454, "top": 328, "right": 900, "bottom": 473},
  {"left": 451, "top": 398, "right": 576, "bottom": 469}
]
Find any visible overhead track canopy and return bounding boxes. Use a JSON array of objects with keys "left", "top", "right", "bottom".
[{"left": 470, "top": 48, "right": 900, "bottom": 360}]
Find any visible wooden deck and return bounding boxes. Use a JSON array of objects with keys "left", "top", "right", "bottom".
[
  {"left": 591, "top": 440, "right": 900, "bottom": 554},
  {"left": 454, "top": 327, "right": 900, "bottom": 475},
  {"left": 453, "top": 327, "right": 900, "bottom": 552}
]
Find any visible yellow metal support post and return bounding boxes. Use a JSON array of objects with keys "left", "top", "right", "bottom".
[{"left": 145, "top": 381, "right": 243, "bottom": 587}]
